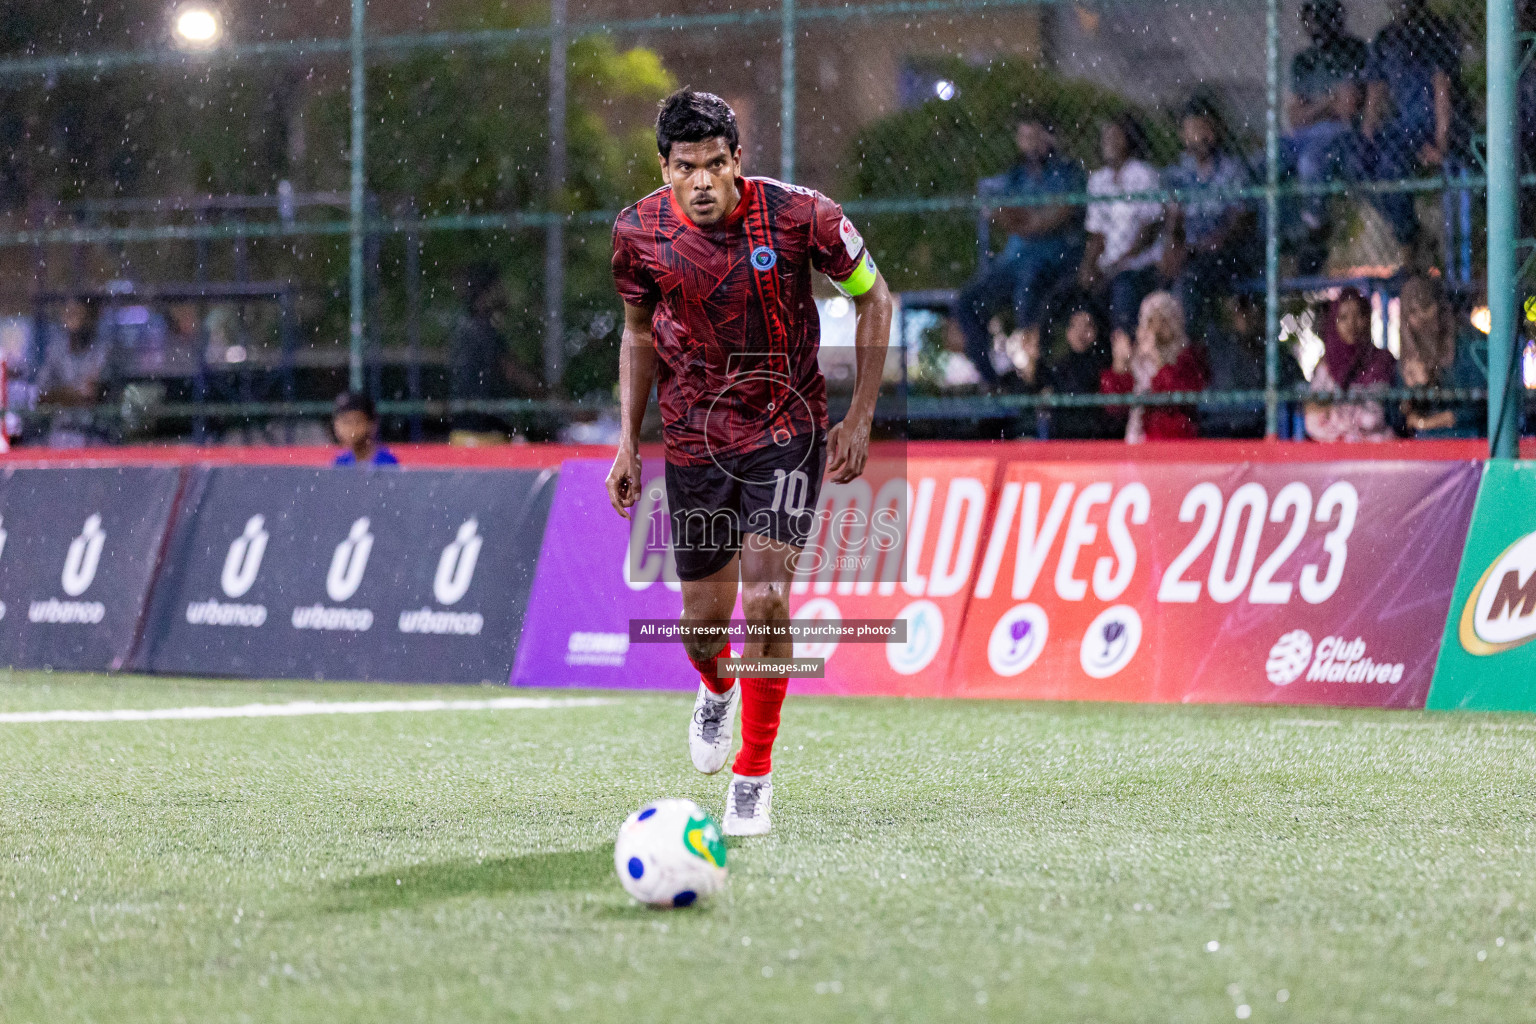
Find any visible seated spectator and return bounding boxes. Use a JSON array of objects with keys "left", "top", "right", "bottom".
[
  {"left": 1102, "top": 291, "right": 1209, "bottom": 441},
  {"left": 332, "top": 391, "right": 399, "bottom": 467},
  {"left": 35, "top": 298, "right": 116, "bottom": 448},
  {"left": 1042, "top": 304, "right": 1115, "bottom": 439},
  {"left": 1393, "top": 275, "right": 1486, "bottom": 438},
  {"left": 1079, "top": 114, "right": 1164, "bottom": 351},
  {"left": 1162, "top": 98, "right": 1259, "bottom": 344},
  {"left": 1283, "top": 0, "right": 1369, "bottom": 273},
  {"left": 1201, "top": 294, "right": 1306, "bottom": 438},
  {"left": 1100, "top": 325, "right": 1135, "bottom": 438},
  {"left": 449, "top": 261, "right": 547, "bottom": 444},
  {"left": 1360, "top": 0, "right": 1466, "bottom": 264},
  {"left": 1304, "top": 288, "right": 1395, "bottom": 441},
  {"left": 957, "top": 112, "right": 1086, "bottom": 392}
]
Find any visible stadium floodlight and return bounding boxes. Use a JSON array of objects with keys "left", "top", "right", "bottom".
[{"left": 172, "top": 3, "right": 225, "bottom": 51}]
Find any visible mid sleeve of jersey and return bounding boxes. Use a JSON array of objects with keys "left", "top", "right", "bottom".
[
  {"left": 611, "top": 217, "right": 662, "bottom": 307},
  {"left": 809, "top": 193, "right": 878, "bottom": 297}
]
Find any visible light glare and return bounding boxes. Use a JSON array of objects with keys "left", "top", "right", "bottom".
[
  {"left": 1471, "top": 305, "right": 1491, "bottom": 335},
  {"left": 173, "top": 5, "right": 223, "bottom": 49}
]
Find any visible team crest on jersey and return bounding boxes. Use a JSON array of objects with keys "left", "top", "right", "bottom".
[{"left": 750, "top": 245, "right": 778, "bottom": 271}]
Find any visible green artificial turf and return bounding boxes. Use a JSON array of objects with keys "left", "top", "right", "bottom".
[{"left": 2, "top": 672, "right": 1535, "bottom": 1022}]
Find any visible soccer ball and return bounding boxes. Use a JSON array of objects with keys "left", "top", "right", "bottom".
[{"left": 614, "top": 798, "right": 728, "bottom": 907}]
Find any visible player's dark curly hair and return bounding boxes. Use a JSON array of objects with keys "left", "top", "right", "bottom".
[{"left": 655, "top": 89, "right": 739, "bottom": 159}]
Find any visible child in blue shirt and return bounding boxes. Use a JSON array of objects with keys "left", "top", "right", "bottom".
[{"left": 332, "top": 391, "right": 399, "bottom": 467}]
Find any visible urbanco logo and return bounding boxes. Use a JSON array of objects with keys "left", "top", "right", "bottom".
[
  {"left": 1266, "top": 629, "right": 1314, "bottom": 685},
  {"left": 221, "top": 514, "right": 269, "bottom": 598},
  {"left": 62, "top": 514, "right": 105, "bottom": 597},
  {"left": 887, "top": 599, "right": 943, "bottom": 676},
  {"left": 326, "top": 517, "right": 374, "bottom": 602},
  {"left": 434, "top": 519, "right": 482, "bottom": 606},
  {"left": 1459, "top": 529, "right": 1536, "bottom": 655}
]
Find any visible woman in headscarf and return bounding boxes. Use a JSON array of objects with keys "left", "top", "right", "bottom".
[
  {"left": 1393, "top": 275, "right": 1485, "bottom": 437},
  {"left": 1304, "top": 288, "right": 1396, "bottom": 441},
  {"left": 1102, "top": 291, "right": 1209, "bottom": 441}
]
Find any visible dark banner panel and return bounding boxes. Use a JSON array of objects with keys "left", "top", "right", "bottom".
[
  {"left": 138, "top": 467, "right": 556, "bottom": 683},
  {"left": 0, "top": 467, "right": 182, "bottom": 671}
]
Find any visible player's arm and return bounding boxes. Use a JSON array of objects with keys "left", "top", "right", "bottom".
[
  {"left": 606, "top": 299, "right": 657, "bottom": 518},
  {"left": 826, "top": 255, "right": 891, "bottom": 484}
]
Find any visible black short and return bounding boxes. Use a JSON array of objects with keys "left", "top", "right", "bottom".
[{"left": 664, "top": 430, "right": 827, "bottom": 582}]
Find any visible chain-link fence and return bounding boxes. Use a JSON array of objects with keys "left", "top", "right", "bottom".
[{"left": 0, "top": 0, "right": 1530, "bottom": 446}]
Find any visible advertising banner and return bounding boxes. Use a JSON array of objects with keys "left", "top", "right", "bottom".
[
  {"left": 786, "top": 455, "right": 996, "bottom": 696},
  {"left": 512, "top": 459, "right": 699, "bottom": 690},
  {"left": 512, "top": 455, "right": 998, "bottom": 698},
  {"left": 138, "top": 466, "right": 555, "bottom": 683},
  {"left": 950, "top": 460, "right": 1480, "bottom": 707},
  {"left": 0, "top": 467, "right": 182, "bottom": 671},
  {"left": 1427, "top": 461, "right": 1536, "bottom": 711}
]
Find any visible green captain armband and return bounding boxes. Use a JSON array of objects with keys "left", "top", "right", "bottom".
[{"left": 832, "top": 250, "right": 878, "bottom": 298}]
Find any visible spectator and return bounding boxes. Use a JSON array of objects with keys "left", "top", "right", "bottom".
[
  {"left": 332, "top": 391, "right": 399, "bottom": 467},
  {"left": 161, "top": 303, "right": 206, "bottom": 375},
  {"left": 1079, "top": 114, "right": 1164, "bottom": 353},
  {"left": 1283, "top": 0, "right": 1369, "bottom": 273},
  {"left": 1360, "top": 0, "right": 1466, "bottom": 264},
  {"left": 1304, "top": 288, "right": 1395, "bottom": 441},
  {"left": 1100, "top": 324, "right": 1135, "bottom": 438},
  {"left": 1042, "top": 304, "right": 1115, "bottom": 439},
  {"left": 1393, "top": 275, "right": 1485, "bottom": 437},
  {"left": 957, "top": 112, "right": 1086, "bottom": 392},
  {"left": 448, "top": 261, "right": 546, "bottom": 445},
  {"left": 1103, "top": 291, "right": 1208, "bottom": 441},
  {"left": 1200, "top": 294, "right": 1305, "bottom": 438},
  {"left": 1162, "top": 98, "right": 1259, "bottom": 344},
  {"left": 35, "top": 298, "right": 115, "bottom": 448}
]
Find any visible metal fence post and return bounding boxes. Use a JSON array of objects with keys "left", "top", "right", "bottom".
[
  {"left": 1263, "top": 0, "right": 1281, "bottom": 439},
  {"left": 544, "top": 0, "right": 569, "bottom": 393},
  {"left": 347, "top": 0, "right": 367, "bottom": 393},
  {"left": 1488, "top": 0, "right": 1520, "bottom": 458},
  {"left": 780, "top": 0, "right": 796, "bottom": 183}
]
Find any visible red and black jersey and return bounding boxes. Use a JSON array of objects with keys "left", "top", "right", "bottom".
[{"left": 611, "top": 176, "right": 867, "bottom": 466}]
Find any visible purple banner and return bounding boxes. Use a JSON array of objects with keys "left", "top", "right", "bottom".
[{"left": 512, "top": 459, "right": 736, "bottom": 690}]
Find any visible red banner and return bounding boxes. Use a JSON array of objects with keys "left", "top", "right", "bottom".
[
  {"left": 949, "top": 460, "right": 1479, "bottom": 707},
  {"left": 787, "top": 455, "right": 996, "bottom": 697}
]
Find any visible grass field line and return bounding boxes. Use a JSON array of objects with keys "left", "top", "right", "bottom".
[{"left": 0, "top": 695, "right": 615, "bottom": 724}]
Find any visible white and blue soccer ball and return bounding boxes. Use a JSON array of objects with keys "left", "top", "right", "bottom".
[{"left": 614, "top": 798, "right": 728, "bottom": 907}]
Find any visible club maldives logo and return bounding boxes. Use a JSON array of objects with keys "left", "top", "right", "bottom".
[
  {"left": 987, "top": 603, "right": 1048, "bottom": 677},
  {"left": 750, "top": 246, "right": 777, "bottom": 271},
  {"left": 1079, "top": 605, "right": 1141, "bottom": 679},
  {"left": 1458, "top": 529, "right": 1536, "bottom": 655},
  {"left": 887, "top": 599, "right": 943, "bottom": 675},
  {"left": 1266, "top": 630, "right": 1314, "bottom": 684},
  {"left": 1265, "top": 629, "right": 1404, "bottom": 685}
]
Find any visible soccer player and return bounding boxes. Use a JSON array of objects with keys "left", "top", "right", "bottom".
[{"left": 605, "top": 90, "right": 892, "bottom": 836}]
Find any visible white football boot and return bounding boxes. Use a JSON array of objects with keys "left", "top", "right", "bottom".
[
  {"left": 722, "top": 773, "right": 773, "bottom": 836},
  {"left": 688, "top": 682, "right": 740, "bottom": 774}
]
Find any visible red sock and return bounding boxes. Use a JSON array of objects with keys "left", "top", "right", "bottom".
[
  {"left": 733, "top": 676, "right": 788, "bottom": 776},
  {"left": 688, "top": 647, "right": 734, "bottom": 695}
]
